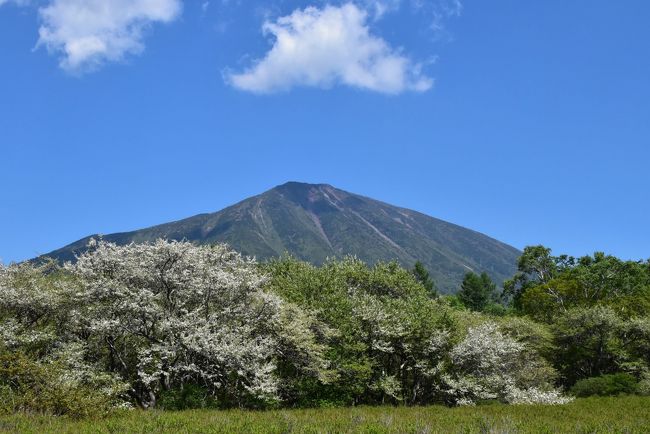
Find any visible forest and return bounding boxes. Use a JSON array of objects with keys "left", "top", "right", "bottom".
[{"left": 1, "top": 240, "right": 649, "bottom": 418}]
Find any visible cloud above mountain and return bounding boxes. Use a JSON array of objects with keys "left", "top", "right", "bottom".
[
  {"left": 36, "top": 0, "right": 182, "bottom": 72},
  {"left": 227, "top": 3, "right": 433, "bottom": 94}
]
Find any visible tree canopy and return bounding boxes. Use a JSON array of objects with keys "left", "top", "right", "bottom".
[
  {"left": 411, "top": 261, "right": 437, "bottom": 297},
  {"left": 1, "top": 241, "right": 649, "bottom": 416},
  {"left": 458, "top": 272, "right": 498, "bottom": 312}
]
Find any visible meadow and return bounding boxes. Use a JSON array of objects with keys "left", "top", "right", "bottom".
[{"left": 1, "top": 397, "right": 649, "bottom": 434}]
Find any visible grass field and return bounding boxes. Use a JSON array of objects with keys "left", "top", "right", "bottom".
[{"left": 1, "top": 397, "right": 649, "bottom": 433}]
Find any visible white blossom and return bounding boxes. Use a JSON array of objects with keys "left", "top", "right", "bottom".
[{"left": 442, "top": 323, "right": 570, "bottom": 406}]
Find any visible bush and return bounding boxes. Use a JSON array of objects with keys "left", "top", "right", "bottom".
[
  {"left": 570, "top": 373, "right": 639, "bottom": 397},
  {"left": 552, "top": 307, "right": 628, "bottom": 386},
  {"left": 0, "top": 351, "right": 115, "bottom": 418},
  {"left": 482, "top": 303, "right": 508, "bottom": 317},
  {"left": 638, "top": 373, "right": 650, "bottom": 396},
  {"left": 157, "top": 384, "right": 218, "bottom": 411}
]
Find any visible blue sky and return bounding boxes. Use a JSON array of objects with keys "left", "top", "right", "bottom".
[{"left": 1, "top": 0, "right": 649, "bottom": 263}]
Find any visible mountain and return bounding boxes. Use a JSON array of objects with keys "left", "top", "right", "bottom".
[{"left": 41, "top": 182, "right": 521, "bottom": 293}]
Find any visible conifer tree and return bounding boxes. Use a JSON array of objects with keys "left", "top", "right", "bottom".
[{"left": 412, "top": 261, "right": 437, "bottom": 297}]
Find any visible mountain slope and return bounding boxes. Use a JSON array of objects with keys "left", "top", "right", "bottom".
[{"left": 42, "top": 182, "right": 521, "bottom": 293}]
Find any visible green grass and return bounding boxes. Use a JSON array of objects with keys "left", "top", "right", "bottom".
[{"left": 1, "top": 397, "right": 649, "bottom": 433}]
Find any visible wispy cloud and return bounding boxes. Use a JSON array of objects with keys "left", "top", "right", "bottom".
[
  {"left": 36, "top": 0, "right": 182, "bottom": 73},
  {"left": 359, "top": 0, "right": 401, "bottom": 19},
  {"left": 226, "top": 3, "right": 433, "bottom": 95},
  {"left": 0, "top": 0, "right": 29, "bottom": 7},
  {"left": 362, "top": 0, "right": 462, "bottom": 28}
]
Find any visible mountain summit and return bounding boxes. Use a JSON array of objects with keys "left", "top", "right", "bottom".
[{"left": 42, "top": 182, "right": 520, "bottom": 293}]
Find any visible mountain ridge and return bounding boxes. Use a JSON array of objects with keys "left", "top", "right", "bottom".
[{"left": 41, "top": 182, "right": 521, "bottom": 293}]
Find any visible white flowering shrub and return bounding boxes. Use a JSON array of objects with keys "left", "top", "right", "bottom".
[
  {"left": 0, "top": 261, "right": 71, "bottom": 351},
  {"left": 441, "top": 323, "right": 570, "bottom": 405},
  {"left": 70, "top": 240, "right": 283, "bottom": 407},
  {"left": 505, "top": 386, "right": 573, "bottom": 405},
  {"left": 72, "top": 240, "right": 336, "bottom": 408}
]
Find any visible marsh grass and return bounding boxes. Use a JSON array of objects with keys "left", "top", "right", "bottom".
[{"left": 1, "top": 397, "right": 649, "bottom": 433}]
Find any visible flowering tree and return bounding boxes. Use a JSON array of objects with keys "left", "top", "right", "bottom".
[
  {"left": 441, "top": 323, "right": 571, "bottom": 405},
  {"left": 0, "top": 260, "right": 129, "bottom": 415}
]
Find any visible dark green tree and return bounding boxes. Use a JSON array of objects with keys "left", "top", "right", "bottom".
[
  {"left": 505, "top": 246, "right": 650, "bottom": 318},
  {"left": 412, "top": 261, "right": 437, "bottom": 297},
  {"left": 458, "top": 272, "right": 498, "bottom": 311}
]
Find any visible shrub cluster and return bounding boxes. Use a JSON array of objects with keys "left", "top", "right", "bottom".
[{"left": 570, "top": 373, "right": 639, "bottom": 397}]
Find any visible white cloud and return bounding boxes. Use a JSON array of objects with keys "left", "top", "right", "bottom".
[
  {"left": 36, "top": 0, "right": 182, "bottom": 72},
  {"left": 227, "top": 3, "right": 433, "bottom": 95}
]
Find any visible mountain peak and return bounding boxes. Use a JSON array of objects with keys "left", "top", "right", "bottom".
[
  {"left": 41, "top": 183, "right": 520, "bottom": 293},
  {"left": 273, "top": 181, "right": 336, "bottom": 194},
  {"left": 269, "top": 181, "right": 349, "bottom": 211}
]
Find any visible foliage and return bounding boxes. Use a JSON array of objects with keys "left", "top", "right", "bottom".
[
  {"left": 157, "top": 384, "right": 218, "bottom": 411},
  {"left": 16, "top": 241, "right": 650, "bottom": 414},
  {"left": 440, "top": 323, "right": 567, "bottom": 405},
  {"left": 570, "top": 373, "right": 639, "bottom": 397},
  {"left": 0, "top": 349, "right": 119, "bottom": 418},
  {"left": 505, "top": 246, "right": 650, "bottom": 320},
  {"left": 550, "top": 306, "right": 650, "bottom": 386},
  {"left": 411, "top": 261, "right": 437, "bottom": 297},
  {"left": 69, "top": 240, "right": 293, "bottom": 408},
  {"left": 264, "top": 256, "right": 564, "bottom": 406},
  {"left": 263, "top": 256, "right": 457, "bottom": 406},
  {"left": 0, "top": 241, "right": 328, "bottom": 412},
  {"left": 639, "top": 372, "right": 650, "bottom": 396},
  {"left": 499, "top": 245, "right": 650, "bottom": 391},
  {"left": 457, "top": 272, "right": 499, "bottom": 312}
]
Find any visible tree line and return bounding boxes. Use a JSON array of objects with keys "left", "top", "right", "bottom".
[{"left": 0, "top": 240, "right": 648, "bottom": 416}]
